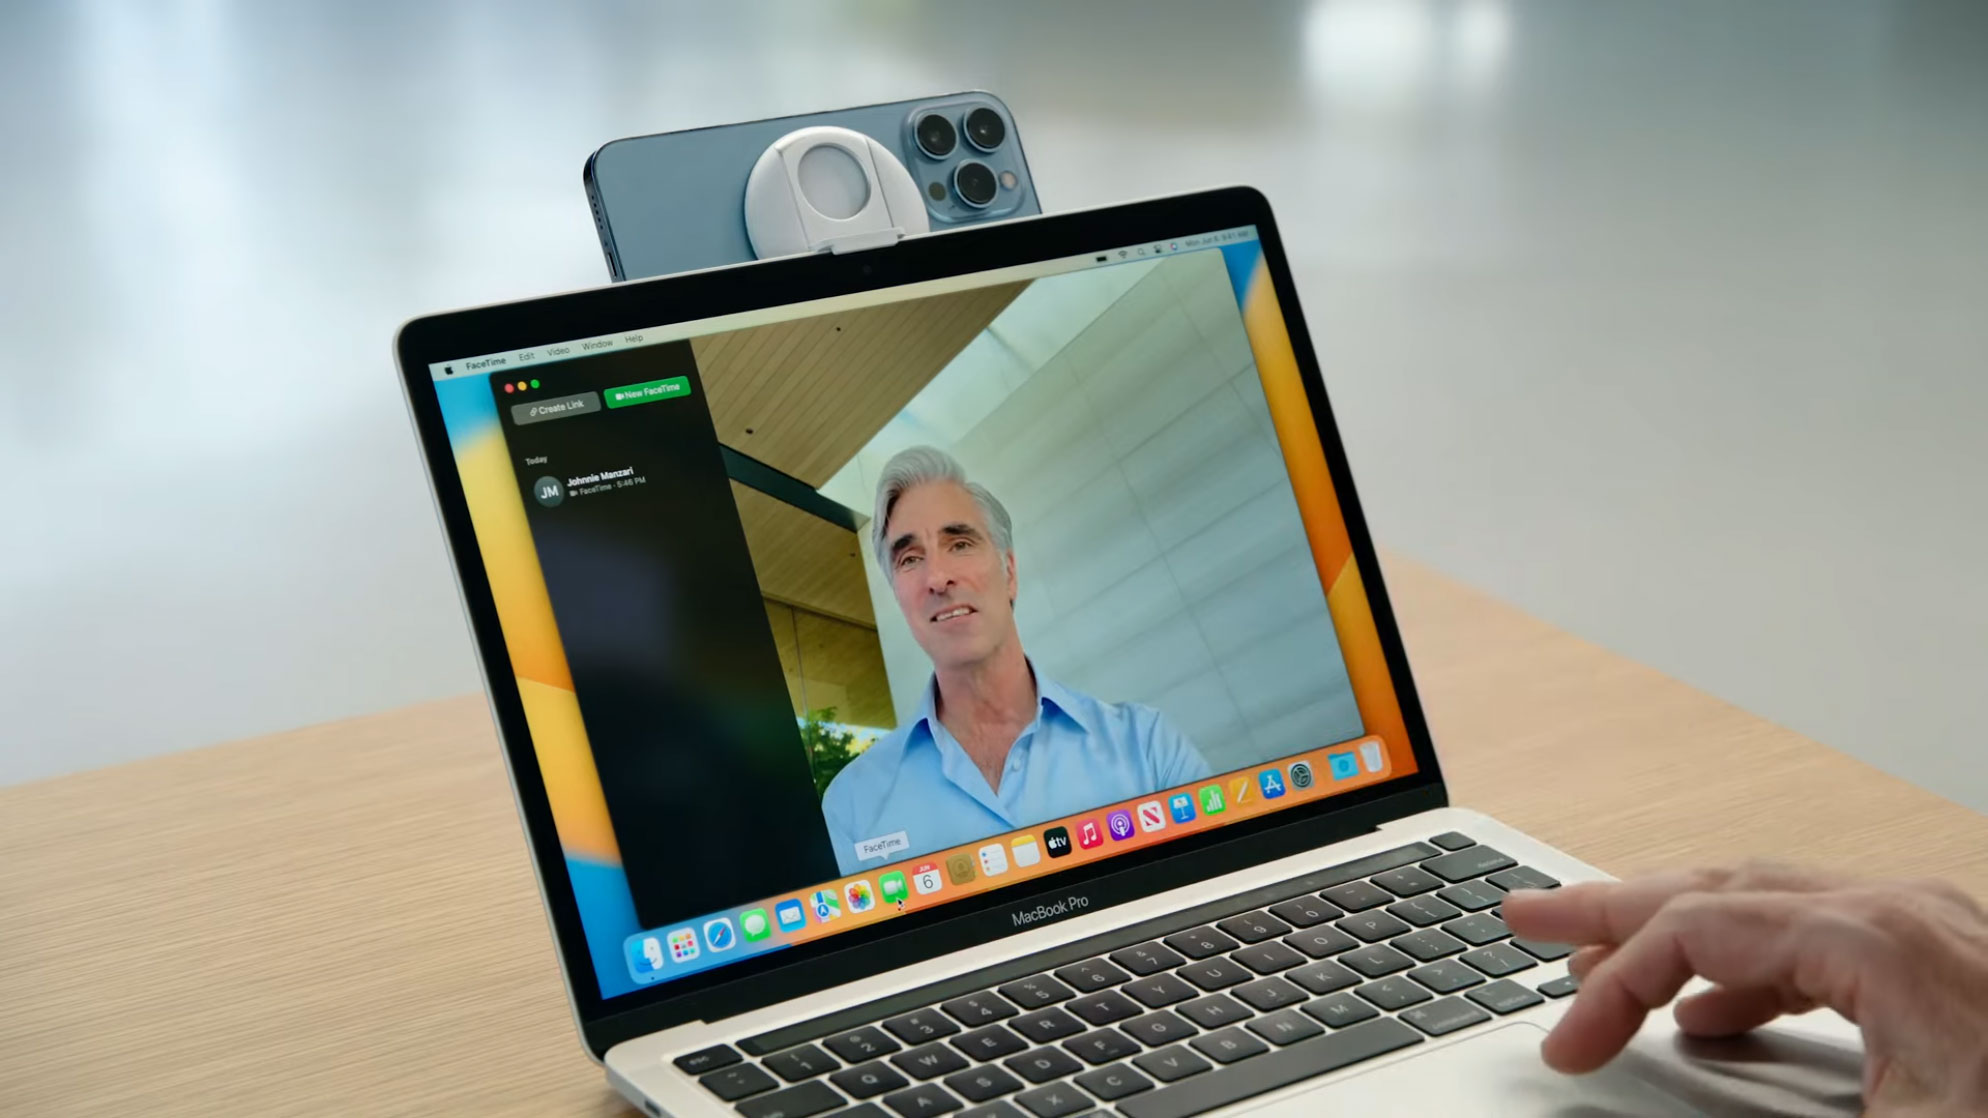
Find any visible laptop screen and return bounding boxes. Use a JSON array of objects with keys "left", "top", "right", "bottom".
[{"left": 421, "top": 224, "right": 1419, "bottom": 1000}]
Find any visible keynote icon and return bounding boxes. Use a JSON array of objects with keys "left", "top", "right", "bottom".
[{"left": 1169, "top": 792, "right": 1197, "bottom": 824}]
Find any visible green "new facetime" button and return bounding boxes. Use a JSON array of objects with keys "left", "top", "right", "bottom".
[{"left": 603, "top": 376, "right": 692, "bottom": 408}]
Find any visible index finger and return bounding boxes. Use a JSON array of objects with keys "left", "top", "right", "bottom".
[{"left": 1503, "top": 862, "right": 1848, "bottom": 947}]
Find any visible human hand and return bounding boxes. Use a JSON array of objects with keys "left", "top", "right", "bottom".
[{"left": 1501, "top": 861, "right": 1988, "bottom": 1115}]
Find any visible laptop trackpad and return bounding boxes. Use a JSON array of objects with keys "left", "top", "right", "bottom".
[{"left": 1240, "top": 1023, "right": 1704, "bottom": 1117}]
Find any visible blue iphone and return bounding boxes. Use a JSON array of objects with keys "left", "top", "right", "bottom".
[{"left": 584, "top": 91, "right": 1041, "bottom": 281}]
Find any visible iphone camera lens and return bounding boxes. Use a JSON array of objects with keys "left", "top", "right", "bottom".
[
  {"left": 915, "top": 113, "right": 957, "bottom": 158},
  {"left": 954, "top": 161, "right": 997, "bottom": 207},
  {"left": 963, "top": 107, "right": 1006, "bottom": 152}
]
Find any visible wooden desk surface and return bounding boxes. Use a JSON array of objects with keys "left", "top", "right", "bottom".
[{"left": 4, "top": 556, "right": 1984, "bottom": 1116}]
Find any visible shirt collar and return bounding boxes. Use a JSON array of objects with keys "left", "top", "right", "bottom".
[{"left": 909, "top": 662, "right": 1094, "bottom": 739}]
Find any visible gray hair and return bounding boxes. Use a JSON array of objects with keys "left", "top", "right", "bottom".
[{"left": 871, "top": 446, "right": 1015, "bottom": 572}]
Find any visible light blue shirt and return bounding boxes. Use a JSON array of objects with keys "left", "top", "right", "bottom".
[{"left": 820, "top": 670, "right": 1213, "bottom": 875}]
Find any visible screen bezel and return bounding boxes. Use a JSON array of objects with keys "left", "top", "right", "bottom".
[{"left": 395, "top": 187, "right": 1450, "bottom": 1058}]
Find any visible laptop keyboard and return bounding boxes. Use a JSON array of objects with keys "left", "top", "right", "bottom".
[{"left": 670, "top": 833, "right": 1577, "bottom": 1118}]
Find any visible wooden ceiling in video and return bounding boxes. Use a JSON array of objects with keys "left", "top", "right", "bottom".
[
  {"left": 730, "top": 482, "right": 875, "bottom": 629},
  {"left": 691, "top": 281, "right": 1027, "bottom": 487}
]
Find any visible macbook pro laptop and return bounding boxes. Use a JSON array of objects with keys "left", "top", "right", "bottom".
[{"left": 396, "top": 188, "right": 1861, "bottom": 1116}]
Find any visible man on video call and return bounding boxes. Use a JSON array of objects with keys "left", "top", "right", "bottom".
[{"left": 821, "top": 446, "right": 1213, "bottom": 874}]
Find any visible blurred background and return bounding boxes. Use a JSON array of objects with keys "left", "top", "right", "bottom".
[{"left": 2, "top": 0, "right": 1983, "bottom": 810}]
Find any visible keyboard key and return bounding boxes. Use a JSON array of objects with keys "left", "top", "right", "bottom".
[
  {"left": 1339, "top": 944, "right": 1414, "bottom": 978},
  {"left": 1429, "top": 831, "right": 1476, "bottom": 850},
  {"left": 764, "top": 1043, "right": 839, "bottom": 1082},
  {"left": 1052, "top": 958, "right": 1130, "bottom": 992},
  {"left": 1010, "top": 1007, "right": 1086, "bottom": 1045},
  {"left": 883, "top": 1082, "right": 963, "bottom": 1116},
  {"left": 1407, "top": 959, "right": 1484, "bottom": 994},
  {"left": 1512, "top": 937, "right": 1574, "bottom": 961},
  {"left": 1121, "top": 1009, "right": 1199, "bottom": 1047},
  {"left": 1282, "top": 924, "right": 1359, "bottom": 959},
  {"left": 1371, "top": 867, "right": 1444, "bottom": 897},
  {"left": 1123, "top": 972, "right": 1198, "bottom": 1008},
  {"left": 952, "top": 1025, "right": 1028, "bottom": 1062},
  {"left": 1176, "top": 993, "right": 1253, "bottom": 1029},
  {"left": 944, "top": 1065, "right": 1024, "bottom": 1103},
  {"left": 1162, "top": 926, "right": 1239, "bottom": 959},
  {"left": 1301, "top": 992, "right": 1379, "bottom": 1029},
  {"left": 1335, "top": 911, "right": 1411, "bottom": 943},
  {"left": 1133, "top": 1045, "right": 1212, "bottom": 1083},
  {"left": 1355, "top": 976, "right": 1433, "bottom": 1011},
  {"left": 736, "top": 1080, "right": 846, "bottom": 1118},
  {"left": 958, "top": 1104, "right": 1024, "bottom": 1118},
  {"left": 1110, "top": 942, "right": 1187, "bottom": 976},
  {"left": 1062, "top": 1028, "right": 1139, "bottom": 1066},
  {"left": 1487, "top": 866, "right": 1560, "bottom": 892},
  {"left": 1537, "top": 974, "right": 1580, "bottom": 999},
  {"left": 1460, "top": 943, "right": 1536, "bottom": 978},
  {"left": 675, "top": 1043, "right": 742, "bottom": 1075},
  {"left": 1179, "top": 957, "right": 1253, "bottom": 990},
  {"left": 1468, "top": 979, "right": 1546, "bottom": 1015},
  {"left": 702, "top": 1063, "right": 779, "bottom": 1101},
  {"left": 943, "top": 992, "right": 1020, "bottom": 1026},
  {"left": 996, "top": 975, "right": 1076, "bottom": 1010},
  {"left": 1190, "top": 1026, "right": 1269, "bottom": 1065},
  {"left": 1245, "top": 1008, "right": 1325, "bottom": 1047},
  {"left": 1386, "top": 895, "right": 1462, "bottom": 927},
  {"left": 1437, "top": 880, "right": 1505, "bottom": 912},
  {"left": 1116, "top": 1018, "right": 1423, "bottom": 1118},
  {"left": 1230, "top": 940, "right": 1307, "bottom": 975},
  {"left": 1232, "top": 976, "right": 1307, "bottom": 1012},
  {"left": 1066, "top": 989, "right": 1141, "bottom": 1026},
  {"left": 1074, "top": 1062, "right": 1154, "bottom": 1101},
  {"left": 1013, "top": 1081, "right": 1089, "bottom": 1118},
  {"left": 1421, "top": 846, "right": 1517, "bottom": 883},
  {"left": 1400, "top": 996, "right": 1492, "bottom": 1037},
  {"left": 1286, "top": 959, "right": 1361, "bottom": 995},
  {"left": 1390, "top": 928, "right": 1466, "bottom": 962},
  {"left": 1267, "top": 895, "right": 1341, "bottom": 928},
  {"left": 886, "top": 1009, "right": 964, "bottom": 1043},
  {"left": 827, "top": 1027, "right": 903, "bottom": 1063},
  {"left": 893, "top": 1043, "right": 969, "bottom": 1080},
  {"left": 1440, "top": 912, "right": 1510, "bottom": 946},
  {"left": 1003, "top": 1047, "right": 1083, "bottom": 1084},
  {"left": 1215, "top": 911, "right": 1293, "bottom": 944},
  {"left": 1318, "top": 881, "right": 1391, "bottom": 912},
  {"left": 832, "top": 1061, "right": 911, "bottom": 1099}
]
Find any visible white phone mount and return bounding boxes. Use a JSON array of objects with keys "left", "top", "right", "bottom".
[{"left": 743, "top": 126, "right": 930, "bottom": 258}]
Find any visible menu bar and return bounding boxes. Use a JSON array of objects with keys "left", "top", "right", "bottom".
[{"left": 427, "top": 226, "right": 1260, "bottom": 380}]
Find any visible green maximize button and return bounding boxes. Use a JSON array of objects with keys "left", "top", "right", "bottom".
[{"left": 603, "top": 376, "right": 692, "bottom": 408}]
